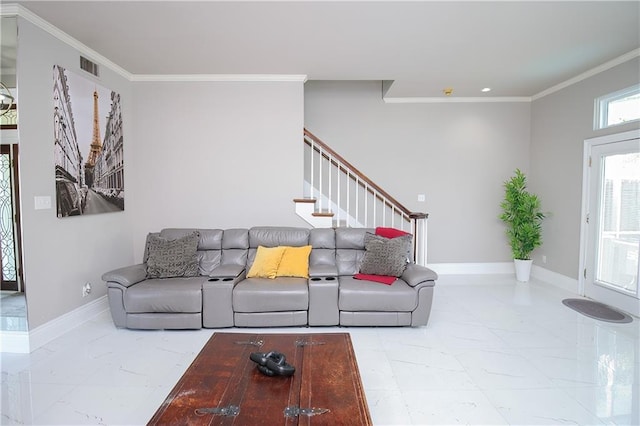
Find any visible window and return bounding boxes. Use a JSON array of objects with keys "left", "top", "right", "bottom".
[{"left": 595, "top": 85, "right": 640, "bottom": 130}]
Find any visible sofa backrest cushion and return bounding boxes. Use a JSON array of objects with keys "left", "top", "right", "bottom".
[
  {"left": 309, "top": 228, "right": 335, "bottom": 267},
  {"left": 221, "top": 228, "right": 249, "bottom": 266},
  {"left": 247, "top": 227, "right": 310, "bottom": 269},
  {"left": 335, "top": 227, "right": 374, "bottom": 276}
]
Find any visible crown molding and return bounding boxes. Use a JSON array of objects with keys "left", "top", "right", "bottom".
[
  {"left": 4, "top": 3, "right": 638, "bottom": 93},
  {"left": 384, "top": 48, "right": 640, "bottom": 104},
  {"left": 131, "top": 74, "right": 308, "bottom": 83},
  {"left": 4, "top": 3, "right": 133, "bottom": 80},
  {"left": 383, "top": 96, "right": 531, "bottom": 104},
  {"left": 0, "top": 3, "right": 19, "bottom": 16},
  {"left": 3, "top": 3, "right": 307, "bottom": 84},
  {"left": 532, "top": 48, "right": 640, "bottom": 101}
]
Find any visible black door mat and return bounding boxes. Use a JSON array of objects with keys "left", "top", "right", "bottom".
[{"left": 562, "top": 298, "right": 633, "bottom": 323}]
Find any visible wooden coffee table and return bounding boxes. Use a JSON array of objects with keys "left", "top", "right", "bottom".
[{"left": 148, "top": 332, "right": 372, "bottom": 425}]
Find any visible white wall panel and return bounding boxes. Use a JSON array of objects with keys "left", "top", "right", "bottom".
[{"left": 130, "top": 81, "right": 305, "bottom": 262}]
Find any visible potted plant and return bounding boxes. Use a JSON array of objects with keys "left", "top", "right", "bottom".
[{"left": 499, "top": 169, "right": 546, "bottom": 282}]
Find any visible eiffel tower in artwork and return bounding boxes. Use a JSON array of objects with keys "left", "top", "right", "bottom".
[{"left": 84, "top": 90, "right": 102, "bottom": 188}]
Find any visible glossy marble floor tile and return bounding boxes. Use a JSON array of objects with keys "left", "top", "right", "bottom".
[
  {"left": 0, "top": 292, "right": 27, "bottom": 332},
  {"left": 2, "top": 275, "right": 639, "bottom": 425}
]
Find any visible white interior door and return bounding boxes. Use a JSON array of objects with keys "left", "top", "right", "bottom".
[{"left": 582, "top": 130, "right": 640, "bottom": 316}]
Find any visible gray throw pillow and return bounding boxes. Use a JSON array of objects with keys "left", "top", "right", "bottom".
[
  {"left": 146, "top": 232, "right": 200, "bottom": 278},
  {"left": 359, "top": 233, "right": 411, "bottom": 277}
]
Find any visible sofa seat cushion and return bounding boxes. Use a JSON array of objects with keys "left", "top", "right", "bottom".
[
  {"left": 124, "top": 277, "right": 205, "bottom": 313},
  {"left": 338, "top": 276, "right": 417, "bottom": 312},
  {"left": 233, "top": 277, "right": 308, "bottom": 313}
]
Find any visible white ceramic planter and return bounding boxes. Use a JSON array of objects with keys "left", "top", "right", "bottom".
[{"left": 514, "top": 259, "right": 533, "bottom": 282}]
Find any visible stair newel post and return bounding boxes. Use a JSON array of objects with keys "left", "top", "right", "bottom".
[{"left": 410, "top": 212, "right": 428, "bottom": 266}]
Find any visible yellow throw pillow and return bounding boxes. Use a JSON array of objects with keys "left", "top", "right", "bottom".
[
  {"left": 247, "top": 246, "right": 286, "bottom": 279},
  {"left": 277, "top": 245, "right": 312, "bottom": 278}
]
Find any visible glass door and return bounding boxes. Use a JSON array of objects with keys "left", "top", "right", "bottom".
[
  {"left": 583, "top": 131, "right": 639, "bottom": 316},
  {"left": 0, "top": 144, "right": 21, "bottom": 291}
]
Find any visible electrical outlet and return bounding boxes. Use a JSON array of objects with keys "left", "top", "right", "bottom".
[
  {"left": 542, "top": 255, "right": 547, "bottom": 264},
  {"left": 417, "top": 194, "right": 426, "bottom": 202},
  {"left": 82, "top": 282, "right": 92, "bottom": 297}
]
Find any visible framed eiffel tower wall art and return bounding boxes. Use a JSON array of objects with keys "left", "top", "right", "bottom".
[{"left": 53, "top": 65, "right": 124, "bottom": 217}]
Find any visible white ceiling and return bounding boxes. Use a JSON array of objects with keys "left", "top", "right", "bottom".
[{"left": 9, "top": 1, "right": 640, "bottom": 98}]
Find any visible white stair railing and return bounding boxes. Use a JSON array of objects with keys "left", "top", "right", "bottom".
[{"left": 303, "top": 129, "right": 429, "bottom": 265}]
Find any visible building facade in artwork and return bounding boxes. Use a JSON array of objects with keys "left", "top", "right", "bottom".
[
  {"left": 92, "top": 91, "right": 124, "bottom": 209},
  {"left": 53, "top": 65, "right": 84, "bottom": 216}
]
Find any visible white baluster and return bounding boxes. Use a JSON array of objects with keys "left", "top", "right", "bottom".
[
  {"left": 346, "top": 171, "right": 351, "bottom": 227},
  {"left": 328, "top": 155, "right": 332, "bottom": 216},
  {"left": 309, "top": 139, "right": 314, "bottom": 199},
  {"left": 355, "top": 177, "right": 359, "bottom": 227},
  {"left": 319, "top": 147, "right": 324, "bottom": 211},
  {"left": 337, "top": 161, "right": 341, "bottom": 226},
  {"left": 364, "top": 184, "right": 368, "bottom": 227}
]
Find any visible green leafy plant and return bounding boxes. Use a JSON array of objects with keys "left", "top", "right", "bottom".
[{"left": 499, "top": 169, "right": 546, "bottom": 260}]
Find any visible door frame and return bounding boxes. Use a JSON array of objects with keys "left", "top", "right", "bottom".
[
  {"left": 0, "top": 143, "right": 23, "bottom": 292},
  {"left": 578, "top": 128, "right": 640, "bottom": 308}
]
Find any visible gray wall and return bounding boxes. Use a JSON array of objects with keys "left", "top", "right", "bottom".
[
  {"left": 17, "top": 18, "right": 134, "bottom": 328},
  {"left": 17, "top": 18, "right": 306, "bottom": 329},
  {"left": 530, "top": 58, "right": 640, "bottom": 279},
  {"left": 304, "top": 81, "right": 532, "bottom": 264},
  {"left": 129, "top": 80, "right": 306, "bottom": 261}
]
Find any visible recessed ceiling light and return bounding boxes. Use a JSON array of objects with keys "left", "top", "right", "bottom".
[{"left": 481, "top": 87, "right": 491, "bottom": 93}]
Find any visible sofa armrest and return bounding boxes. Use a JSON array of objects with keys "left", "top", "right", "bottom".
[
  {"left": 210, "top": 264, "right": 244, "bottom": 279},
  {"left": 309, "top": 264, "right": 338, "bottom": 278},
  {"left": 401, "top": 264, "right": 438, "bottom": 287},
  {"left": 102, "top": 264, "right": 147, "bottom": 288}
]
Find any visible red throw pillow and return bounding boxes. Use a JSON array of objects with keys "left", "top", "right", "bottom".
[
  {"left": 375, "top": 227, "right": 411, "bottom": 239},
  {"left": 354, "top": 273, "right": 396, "bottom": 285}
]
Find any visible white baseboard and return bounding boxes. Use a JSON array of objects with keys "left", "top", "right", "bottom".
[
  {"left": 427, "top": 262, "right": 578, "bottom": 295},
  {"left": 531, "top": 265, "right": 579, "bottom": 294},
  {"left": 427, "top": 262, "right": 514, "bottom": 275},
  {"left": 28, "top": 295, "right": 109, "bottom": 353}
]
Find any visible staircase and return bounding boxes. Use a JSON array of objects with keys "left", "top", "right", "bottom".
[{"left": 295, "top": 129, "right": 428, "bottom": 265}]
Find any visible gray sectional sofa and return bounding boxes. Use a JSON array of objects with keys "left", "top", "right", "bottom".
[{"left": 102, "top": 226, "right": 437, "bottom": 329}]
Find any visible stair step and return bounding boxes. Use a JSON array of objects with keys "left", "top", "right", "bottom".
[
  {"left": 293, "top": 198, "right": 317, "bottom": 204},
  {"left": 312, "top": 210, "right": 334, "bottom": 217}
]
